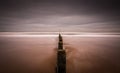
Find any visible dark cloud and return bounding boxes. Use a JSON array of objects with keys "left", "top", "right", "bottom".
[{"left": 0, "top": 0, "right": 120, "bottom": 32}]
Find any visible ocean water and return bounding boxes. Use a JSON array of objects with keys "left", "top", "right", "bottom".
[{"left": 0, "top": 34, "right": 120, "bottom": 73}]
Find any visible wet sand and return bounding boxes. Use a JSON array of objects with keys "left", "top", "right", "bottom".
[{"left": 0, "top": 35, "right": 120, "bottom": 73}]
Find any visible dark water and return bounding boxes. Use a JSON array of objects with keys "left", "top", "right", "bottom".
[{"left": 0, "top": 35, "right": 120, "bottom": 73}]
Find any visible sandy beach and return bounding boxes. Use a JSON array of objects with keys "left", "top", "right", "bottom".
[{"left": 0, "top": 34, "right": 120, "bottom": 73}]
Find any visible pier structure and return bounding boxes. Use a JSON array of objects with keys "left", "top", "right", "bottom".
[{"left": 56, "top": 34, "right": 66, "bottom": 73}]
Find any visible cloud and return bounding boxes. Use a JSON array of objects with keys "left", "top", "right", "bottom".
[{"left": 0, "top": 0, "right": 120, "bottom": 32}]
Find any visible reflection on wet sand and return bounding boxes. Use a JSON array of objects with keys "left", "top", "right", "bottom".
[{"left": 0, "top": 35, "right": 120, "bottom": 73}]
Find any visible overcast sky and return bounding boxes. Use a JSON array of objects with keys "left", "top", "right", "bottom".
[{"left": 0, "top": 0, "right": 120, "bottom": 32}]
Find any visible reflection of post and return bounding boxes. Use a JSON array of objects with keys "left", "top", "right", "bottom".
[{"left": 56, "top": 34, "right": 66, "bottom": 73}]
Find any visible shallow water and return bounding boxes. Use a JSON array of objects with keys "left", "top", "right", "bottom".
[{"left": 0, "top": 35, "right": 120, "bottom": 73}]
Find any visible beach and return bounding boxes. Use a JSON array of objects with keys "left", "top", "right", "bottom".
[{"left": 0, "top": 34, "right": 120, "bottom": 73}]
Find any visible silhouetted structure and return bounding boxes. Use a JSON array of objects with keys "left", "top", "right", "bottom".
[{"left": 56, "top": 34, "right": 66, "bottom": 73}]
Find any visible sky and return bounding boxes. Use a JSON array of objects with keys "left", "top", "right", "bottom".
[{"left": 0, "top": 0, "right": 120, "bottom": 32}]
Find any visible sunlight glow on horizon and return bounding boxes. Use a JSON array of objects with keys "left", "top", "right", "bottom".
[
  {"left": 0, "top": 32, "right": 120, "bottom": 37},
  {"left": 0, "top": 34, "right": 120, "bottom": 37}
]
